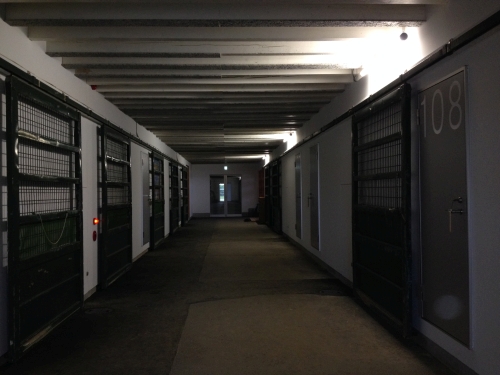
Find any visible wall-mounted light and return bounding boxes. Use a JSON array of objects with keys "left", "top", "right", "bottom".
[
  {"left": 93, "top": 218, "right": 100, "bottom": 225},
  {"left": 224, "top": 165, "right": 228, "bottom": 170},
  {"left": 400, "top": 27, "right": 408, "bottom": 41}
]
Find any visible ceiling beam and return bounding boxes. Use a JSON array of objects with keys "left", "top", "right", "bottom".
[
  {"left": 75, "top": 69, "right": 357, "bottom": 78},
  {"left": 7, "top": 4, "right": 425, "bottom": 26},
  {"left": 102, "top": 91, "right": 339, "bottom": 98},
  {"left": 28, "top": 26, "right": 402, "bottom": 42},
  {"left": 123, "top": 107, "right": 320, "bottom": 115},
  {"left": 62, "top": 56, "right": 358, "bottom": 65},
  {"left": 117, "top": 103, "right": 328, "bottom": 111},
  {"left": 1, "top": 1, "right": 449, "bottom": 4},
  {"left": 46, "top": 41, "right": 363, "bottom": 56},
  {"left": 94, "top": 83, "right": 345, "bottom": 92},
  {"left": 83, "top": 75, "right": 353, "bottom": 85}
]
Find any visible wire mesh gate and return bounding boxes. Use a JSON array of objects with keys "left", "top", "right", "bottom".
[
  {"left": 150, "top": 153, "right": 165, "bottom": 250},
  {"left": 180, "top": 166, "right": 189, "bottom": 225},
  {"left": 169, "top": 162, "right": 180, "bottom": 233},
  {"left": 352, "top": 84, "right": 412, "bottom": 337},
  {"left": 6, "top": 77, "right": 83, "bottom": 360},
  {"left": 264, "top": 160, "right": 282, "bottom": 233},
  {"left": 99, "top": 127, "right": 132, "bottom": 288}
]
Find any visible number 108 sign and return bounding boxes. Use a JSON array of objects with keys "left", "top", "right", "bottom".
[{"left": 418, "top": 70, "right": 466, "bottom": 138}]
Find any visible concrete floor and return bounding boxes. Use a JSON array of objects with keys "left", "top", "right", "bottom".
[{"left": 1, "top": 218, "right": 455, "bottom": 375}]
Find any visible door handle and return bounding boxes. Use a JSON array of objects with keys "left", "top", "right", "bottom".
[{"left": 447, "top": 197, "right": 465, "bottom": 232}]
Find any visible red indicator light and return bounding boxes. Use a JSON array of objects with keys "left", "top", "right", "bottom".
[{"left": 93, "top": 218, "right": 100, "bottom": 225}]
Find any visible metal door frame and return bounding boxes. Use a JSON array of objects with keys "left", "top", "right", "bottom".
[
  {"left": 99, "top": 126, "right": 132, "bottom": 288},
  {"left": 209, "top": 175, "right": 226, "bottom": 217},
  {"left": 209, "top": 174, "right": 243, "bottom": 217},
  {"left": 225, "top": 175, "right": 243, "bottom": 217},
  {"left": 6, "top": 76, "right": 83, "bottom": 360}
]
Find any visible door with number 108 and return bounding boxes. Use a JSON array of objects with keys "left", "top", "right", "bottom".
[{"left": 418, "top": 70, "right": 469, "bottom": 346}]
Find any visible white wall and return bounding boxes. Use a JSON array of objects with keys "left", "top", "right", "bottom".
[
  {"left": 131, "top": 142, "right": 151, "bottom": 260},
  {"left": 190, "top": 163, "right": 262, "bottom": 216},
  {"left": 0, "top": 15, "right": 193, "bottom": 359},
  {"left": 81, "top": 117, "right": 99, "bottom": 297},
  {"left": 0, "top": 17, "right": 188, "bottom": 169},
  {"left": 406, "top": 25, "right": 500, "bottom": 375},
  {"left": 281, "top": 119, "right": 353, "bottom": 282},
  {"left": 277, "top": 2, "right": 500, "bottom": 374},
  {"left": 419, "top": 0, "right": 500, "bottom": 57},
  {"left": 274, "top": 0, "right": 500, "bottom": 162}
]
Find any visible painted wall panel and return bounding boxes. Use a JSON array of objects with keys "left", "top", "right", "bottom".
[
  {"left": 81, "top": 117, "right": 99, "bottom": 297},
  {"left": 282, "top": 119, "right": 352, "bottom": 282},
  {"left": 318, "top": 120, "right": 352, "bottom": 282},
  {"left": 131, "top": 142, "right": 150, "bottom": 260},
  {"left": 283, "top": 144, "right": 312, "bottom": 251},
  {"left": 281, "top": 152, "right": 298, "bottom": 238}
]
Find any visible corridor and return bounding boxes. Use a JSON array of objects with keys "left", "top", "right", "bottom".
[{"left": 2, "top": 219, "right": 454, "bottom": 375}]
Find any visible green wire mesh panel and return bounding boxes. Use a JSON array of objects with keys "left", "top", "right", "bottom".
[
  {"left": 7, "top": 77, "right": 83, "bottom": 360},
  {"left": 107, "top": 207, "right": 131, "bottom": 230},
  {"left": 352, "top": 84, "right": 411, "bottom": 337},
  {"left": 154, "top": 201, "right": 164, "bottom": 214},
  {"left": 18, "top": 96, "right": 74, "bottom": 144},
  {"left": 100, "top": 128, "right": 132, "bottom": 287},
  {"left": 19, "top": 216, "right": 78, "bottom": 260}
]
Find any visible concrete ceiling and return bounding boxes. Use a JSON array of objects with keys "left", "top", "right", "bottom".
[{"left": 0, "top": 0, "right": 443, "bottom": 163}]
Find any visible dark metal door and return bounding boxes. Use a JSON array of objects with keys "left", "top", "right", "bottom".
[
  {"left": 269, "top": 161, "right": 282, "bottom": 233},
  {"left": 310, "top": 144, "right": 319, "bottom": 250},
  {"left": 7, "top": 77, "right": 83, "bottom": 360},
  {"left": 352, "top": 84, "right": 412, "bottom": 337},
  {"left": 99, "top": 127, "right": 132, "bottom": 288},
  {"left": 418, "top": 70, "right": 469, "bottom": 345},
  {"left": 295, "top": 153, "right": 302, "bottom": 238},
  {"left": 150, "top": 153, "right": 165, "bottom": 250},
  {"left": 169, "top": 162, "right": 180, "bottom": 232},
  {"left": 181, "top": 166, "right": 189, "bottom": 225},
  {"left": 264, "top": 166, "right": 271, "bottom": 225},
  {"left": 141, "top": 151, "right": 150, "bottom": 245},
  {"left": 226, "top": 175, "right": 242, "bottom": 216},
  {"left": 210, "top": 175, "right": 225, "bottom": 216}
]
